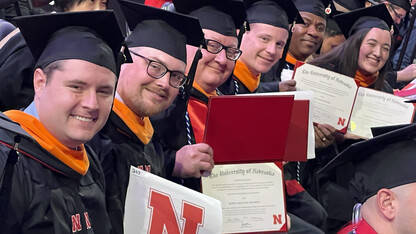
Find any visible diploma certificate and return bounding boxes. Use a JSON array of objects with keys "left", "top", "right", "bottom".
[
  {"left": 202, "top": 163, "right": 286, "bottom": 233},
  {"left": 348, "top": 87, "right": 415, "bottom": 138},
  {"left": 293, "top": 63, "right": 359, "bottom": 132}
]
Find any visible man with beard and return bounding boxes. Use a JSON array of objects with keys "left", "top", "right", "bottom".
[{"left": 88, "top": 2, "right": 213, "bottom": 234}]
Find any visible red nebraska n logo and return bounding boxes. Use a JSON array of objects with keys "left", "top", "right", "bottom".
[
  {"left": 72, "top": 214, "right": 82, "bottom": 233},
  {"left": 337, "top": 117, "right": 346, "bottom": 126},
  {"left": 273, "top": 214, "right": 282, "bottom": 225},
  {"left": 148, "top": 189, "right": 204, "bottom": 234}
]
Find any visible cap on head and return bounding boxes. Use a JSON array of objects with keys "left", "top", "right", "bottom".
[
  {"left": 332, "top": 0, "right": 365, "bottom": 12},
  {"left": 121, "top": 0, "right": 204, "bottom": 63},
  {"left": 325, "top": 2, "right": 342, "bottom": 33},
  {"left": 15, "top": 10, "right": 129, "bottom": 75},
  {"left": 293, "top": 0, "right": 331, "bottom": 19},
  {"left": 173, "top": 0, "right": 246, "bottom": 37},
  {"left": 388, "top": 0, "right": 411, "bottom": 12},
  {"left": 319, "top": 124, "right": 416, "bottom": 203},
  {"left": 334, "top": 4, "right": 394, "bottom": 38},
  {"left": 244, "top": 0, "right": 303, "bottom": 31}
]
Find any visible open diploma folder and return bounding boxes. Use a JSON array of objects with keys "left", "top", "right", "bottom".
[
  {"left": 293, "top": 62, "right": 416, "bottom": 138},
  {"left": 124, "top": 167, "right": 222, "bottom": 234},
  {"left": 348, "top": 88, "right": 415, "bottom": 138},
  {"left": 202, "top": 95, "right": 307, "bottom": 233},
  {"left": 293, "top": 62, "right": 359, "bottom": 133}
]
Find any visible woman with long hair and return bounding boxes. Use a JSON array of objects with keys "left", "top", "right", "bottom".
[
  {"left": 310, "top": 27, "right": 393, "bottom": 92},
  {"left": 296, "top": 5, "right": 396, "bottom": 233}
]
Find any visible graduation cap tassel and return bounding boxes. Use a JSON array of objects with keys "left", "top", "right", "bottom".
[
  {"left": 181, "top": 48, "right": 203, "bottom": 146},
  {"left": 275, "top": 21, "right": 295, "bottom": 78},
  {"left": 0, "top": 136, "right": 21, "bottom": 234},
  {"left": 116, "top": 45, "right": 127, "bottom": 77},
  {"left": 237, "top": 21, "right": 249, "bottom": 48},
  {"left": 182, "top": 48, "right": 203, "bottom": 102}
]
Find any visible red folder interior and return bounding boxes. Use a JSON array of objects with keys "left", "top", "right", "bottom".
[
  {"left": 283, "top": 100, "right": 309, "bottom": 162},
  {"left": 203, "top": 95, "right": 294, "bottom": 164}
]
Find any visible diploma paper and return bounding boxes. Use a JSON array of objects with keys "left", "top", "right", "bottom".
[
  {"left": 124, "top": 167, "right": 222, "bottom": 234},
  {"left": 293, "top": 63, "right": 359, "bottom": 132},
  {"left": 348, "top": 87, "right": 415, "bottom": 138},
  {"left": 202, "top": 163, "right": 286, "bottom": 233}
]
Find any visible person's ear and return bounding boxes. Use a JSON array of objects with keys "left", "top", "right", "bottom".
[
  {"left": 377, "top": 188, "right": 397, "bottom": 220},
  {"left": 33, "top": 68, "right": 47, "bottom": 98}
]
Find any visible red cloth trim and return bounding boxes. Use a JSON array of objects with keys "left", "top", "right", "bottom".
[
  {"left": 337, "top": 219, "right": 377, "bottom": 234},
  {"left": 144, "top": 0, "right": 171, "bottom": 8},
  {"left": 284, "top": 179, "right": 305, "bottom": 196}
]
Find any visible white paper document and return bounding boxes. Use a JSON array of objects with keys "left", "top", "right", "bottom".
[
  {"left": 202, "top": 163, "right": 286, "bottom": 233},
  {"left": 348, "top": 87, "right": 415, "bottom": 138},
  {"left": 293, "top": 63, "right": 359, "bottom": 132}
]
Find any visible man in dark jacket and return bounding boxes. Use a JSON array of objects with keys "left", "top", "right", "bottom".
[
  {"left": 88, "top": 2, "right": 213, "bottom": 234},
  {"left": 0, "top": 11, "right": 127, "bottom": 233}
]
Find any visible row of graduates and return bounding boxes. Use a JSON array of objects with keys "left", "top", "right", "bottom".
[
  {"left": 151, "top": 0, "right": 416, "bottom": 233},
  {"left": 0, "top": 0, "right": 413, "bottom": 234}
]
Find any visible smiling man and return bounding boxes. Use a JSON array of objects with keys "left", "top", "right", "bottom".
[
  {"left": 0, "top": 11, "right": 127, "bottom": 233},
  {"left": 218, "top": 0, "right": 301, "bottom": 94},
  {"left": 150, "top": 0, "right": 246, "bottom": 191},
  {"left": 87, "top": 2, "right": 211, "bottom": 234},
  {"left": 288, "top": 0, "right": 328, "bottom": 66}
]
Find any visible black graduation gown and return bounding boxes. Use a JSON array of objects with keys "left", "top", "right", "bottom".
[
  {"left": 218, "top": 69, "right": 280, "bottom": 95},
  {"left": 88, "top": 110, "right": 174, "bottom": 234},
  {"left": 0, "top": 114, "right": 110, "bottom": 234},
  {"left": 257, "top": 59, "right": 295, "bottom": 93},
  {"left": 151, "top": 87, "right": 207, "bottom": 192},
  {"left": 218, "top": 73, "right": 252, "bottom": 95},
  {"left": 0, "top": 32, "right": 35, "bottom": 111}
]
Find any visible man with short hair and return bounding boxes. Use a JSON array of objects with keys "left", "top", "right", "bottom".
[
  {"left": 288, "top": 0, "right": 328, "bottom": 66},
  {"left": 319, "top": 124, "right": 416, "bottom": 233},
  {"left": 151, "top": 0, "right": 246, "bottom": 170},
  {"left": 88, "top": 2, "right": 213, "bottom": 233},
  {"left": 259, "top": 0, "right": 329, "bottom": 92},
  {"left": 0, "top": 11, "right": 127, "bottom": 233},
  {"left": 218, "top": 0, "right": 300, "bottom": 95}
]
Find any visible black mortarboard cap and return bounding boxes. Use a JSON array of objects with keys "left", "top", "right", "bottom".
[
  {"left": 244, "top": 0, "right": 303, "bottom": 31},
  {"left": 326, "top": 18, "right": 342, "bottom": 33},
  {"left": 319, "top": 124, "right": 416, "bottom": 203},
  {"left": 15, "top": 11, "right": 129, "bottom": 75},
  {"left": 121, "top": 0, "right": 204, "bottom": 63},
  {"left": 293, "top": 0, "right": 331, "bottom": 19},
  {"left": 326, "top": 3, "right": 342, "bottom": 33},
  {"left": 334, "top": 4, "right": 394, "bottom": 38},
  {"left": 389, "top": 0, "right": 411, "bottom": 12},
  {"left": 333, "top": 0, "right": 365, "bottom": 12},
  {"left": 173, "top": 0, "right": 246, "bottom": 37}
]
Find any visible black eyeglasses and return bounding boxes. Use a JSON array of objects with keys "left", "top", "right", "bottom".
[
  {"left": 130, "top": 51, "right": 187, "bottom": 88},
  {"left": 388, "top": 3, "right": 405, "bottom": 21},
  {"left": 204, "top": 39, "right": 242, "bottom": 61}
]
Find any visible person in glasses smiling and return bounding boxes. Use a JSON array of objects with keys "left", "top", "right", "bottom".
[
  {"left": 87, "top": 1, "right": 212, "bottom": 233},
  {"left": 151, "top": 0, "right": 246, "bottom": 191}
]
